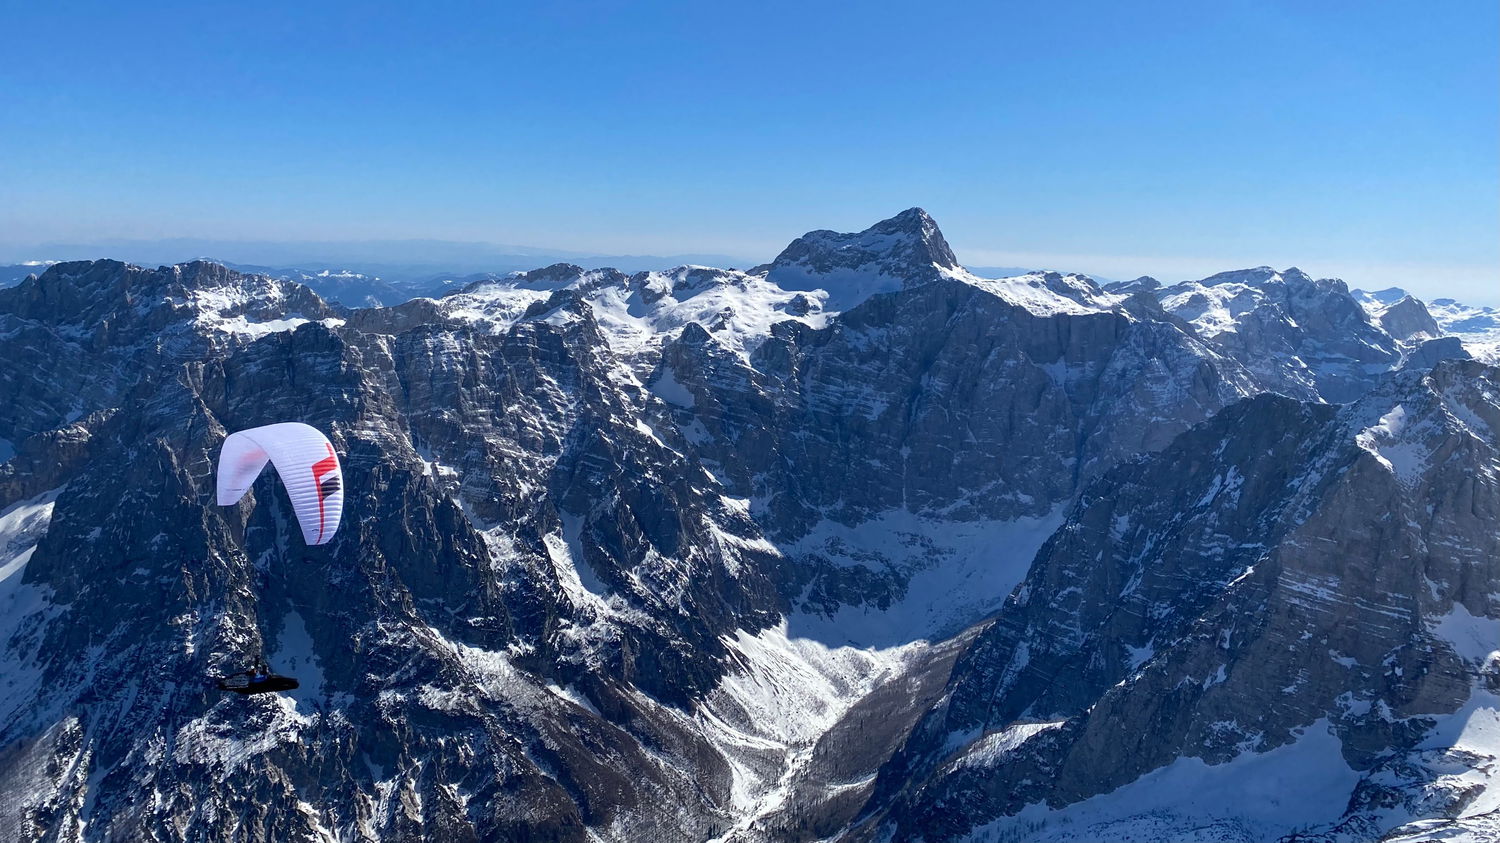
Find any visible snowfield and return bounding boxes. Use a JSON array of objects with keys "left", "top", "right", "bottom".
[{"left": 973, "top": 721, "right": 1360, "bottom": 843}]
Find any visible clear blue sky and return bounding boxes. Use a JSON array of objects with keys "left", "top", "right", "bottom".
[{"left": 2, "top": 1, "right": 1495, "bottom": 300}]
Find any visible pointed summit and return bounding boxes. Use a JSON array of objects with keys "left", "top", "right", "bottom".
[
  {"left": 1376, "top": 295, "right": 1442, "bottom": 341},
  {"left": 867, "top": 207, "right": 960, "bottom": 269},
  {"left": 765, "top": 208, "right": 960, "bottom": 310}
]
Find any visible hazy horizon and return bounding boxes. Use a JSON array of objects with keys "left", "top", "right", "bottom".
[{"left": 3, "top": 224, "right": 1494, "bottom": 305}]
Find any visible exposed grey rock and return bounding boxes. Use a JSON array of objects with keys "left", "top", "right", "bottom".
[
  {"left": 1377, "top": 295, "right": 1442, "bottom": 341},
  {"left": 1401, "top": 336, "right": 1470, "bottom": 371},
  {"left": 1155, "top": 266, "right": 1404, "bottom": 402},
  {"left": 1358, "top": 287, "right": 1500, "bottom": 338},
  {"left": 0, "top": 262, "right": 760, "bottom": 841},
  {"left": 1103, "top": 275, "right": 1161, "bottom": 295},
  {"left": 846, "top": 359, "right": 1500, "bottom": 842},
  {"left": 0, "top": 260, "right": 334, "bottom": 442},
  {"left": 763, "top": 207, "right": 959, "bottom": 309}
]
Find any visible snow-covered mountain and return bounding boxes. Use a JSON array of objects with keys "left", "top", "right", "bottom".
[
  {"left": 0, "top": 210, "right": 1495, "bottom": 842},
  {"left": 1356, "top": 286, "right": 1500, "bottom": 365},
  {"left": 1130, "top": 268, "right": 1395, "bottom": 402}
]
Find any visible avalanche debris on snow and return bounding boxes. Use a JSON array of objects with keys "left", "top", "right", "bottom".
[{"left": 695, "top": 621, "right": 924, "bottom": 828}]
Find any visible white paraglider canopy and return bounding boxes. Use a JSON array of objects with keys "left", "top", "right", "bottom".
[{"left": 217, "top": 423, "right": 343, "bottom": 545}]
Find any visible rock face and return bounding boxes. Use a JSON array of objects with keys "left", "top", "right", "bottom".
[
  {"left": 847, "top": 359, "right": 1500, "bottom": 842},
  {"left": 1153, "top": 267, "right": 1406, "bottom": 403},
  {"left": 1356, "top": 286, "right": 1500, "bottom": 365},
  {"left": 669, "top": 275, "right": 1250, "bottom": 542},
  {"left": 0, "top": 260, "right": 335, "bottom": 443},
  {"left": 1376, "top": 295, "right": 1443, "bottom": 342},
  {"left": 762, "top": 207, "right": 960, "bottom": 310},
  {"left": 0, "top": 210, "right": 1495, "bottom": 843},
  {"left": 0, "top": 262, "right": 773, "bottom": 842}
]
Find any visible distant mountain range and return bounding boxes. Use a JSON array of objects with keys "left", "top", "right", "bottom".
[
  {"left": 1355, "top": 286, "right": 1500, "bottom": 347},
  {"left": 0, "top": 238, "right": 750, "bottom": 291}
]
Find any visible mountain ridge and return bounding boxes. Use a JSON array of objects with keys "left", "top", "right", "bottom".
[{"left": 1, "top": 209, "right": 1495, "bottom": 842}]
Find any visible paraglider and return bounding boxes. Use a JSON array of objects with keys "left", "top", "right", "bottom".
[
  {"left": 213, "top": 422, "right": 342, "bottom": 696},
  {"left": 216, "top": 422, "right": 343, "bottom": 545}
]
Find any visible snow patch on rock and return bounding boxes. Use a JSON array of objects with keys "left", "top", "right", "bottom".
[
  {"left": 0, "top": 488, "right": 63, "bottom": 728},
  {"left": 1431, "top": 603, "right": 1500, "bottom": 668},
  {"left": 953, "top": 720, "right": 1066, "bottom": 770},
  {"left": 1356, "top": 404, "right": 1432, "bottom": 484},
  {"left": 785, "top": 507, "right": 1067, "bottom": 648},
  {"left": 973, "top": 719, "right": 1358, "bottom": 842}
]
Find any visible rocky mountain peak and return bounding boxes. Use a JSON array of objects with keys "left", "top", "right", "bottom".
[
  {"left": 1350, "top": 286, "right": 1445, "bottom": 343},
  {"left": 866, "top": 206, "right": 959, "bottom": 267},
  {"left": 1035, "top": 270, "right": 1106, "bottom": 305},
  {"left": 1197, "top": 265, "right": 1281, "bottom": 287},
  {"left": 764, "top": 208, "right": 960, "bottom": 310},
  {"left": 1279, "top": 265, "right": 1315, "bottom": 283},
  {"left": 1358, "top": 291, "right": 1500, "bottom": 363},
  {"left": 1, "top": 259, "right": 332, "bottom": 329},
  {"left": 1104, "top": 275, "right": 1161, "bottom": 295},
  {"left": 1377, "top": 294, "right": 1442, "bottom": 341},
  {"left": 1357, "top": 286, "right": 1410, "bottom": 307},
  {"left": 0, "top": 259, "right": 339, "bottom": 442},
  {"left": 453, "top": 262, "right": 579, "bottom": 294}
]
